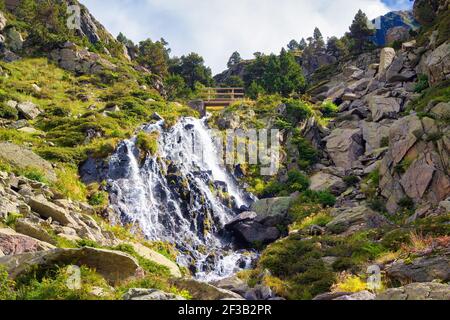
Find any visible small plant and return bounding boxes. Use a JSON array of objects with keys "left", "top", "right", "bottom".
[
  {"left": 136, "top": 131, "right": 159, "bottom": 156},
  {"left": 4, "top": 212, "right": 23, "bottom": 227},
  {"left": 343, "top": 175, "right": 359, "bottom": 187},
  {"left": 319, "top": 100, "right": 339, "bottom": 117},
  {"left": 398, "top": 197, "right": 414, "bottom": 210},
  {"left": 414, "top": 74, "right": 429, "bottom": 93},
  {"left": 332, "top": 272, "right": 367, "bottom": 293}
]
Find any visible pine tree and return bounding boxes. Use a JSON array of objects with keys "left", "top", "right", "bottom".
[
  {"left": 313, "top": 27, "right": 325, "bottom": 50},
  {"left": 349, "top": 9, "right": 375, "bottom": 53},
  {"left": 298, "top": 38, "right": 307, "bottom": 50},
  {"left": 287, "top": 39, "right": 299, "bottom": 51},
  {"left": 227, "top": 51, "right": 242, "bottom": 68}
]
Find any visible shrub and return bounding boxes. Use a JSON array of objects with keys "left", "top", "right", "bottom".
[
  {"left": 332, "top": 272, "right": 367, "bottom": 293},
  {"left": 284, "top": 99, "right": 313, "bottom": 123},
  {"left": 4, "top": 212, "right": 23, "bottom": 227},
  {"left": 398, "top": 197, "right": 415, "bottom": 210},
  {"left": 414, "top": 74, "right": 429, "bottom": 93},
  {"left": 296, "top": 190, "right": 336, "bottom": 207},
  {"left": 88, "top": 191, "right": 108, "bottom": 207},
  {"left": 343, "top": 175, "right": 359, "bottom": 187},
  {"left": 286, "top": 170, "right": 310, "bottom": 193},
  {"left": 0, "top": 102, "right": 19, "bottom": 120},
  {"left": 0, "top": 266, "right": 16, "bottom": 300},
  {"left": 136, "top": 132, "right": 159, "bottom": 156},
  {"left": 319, "top": 100, "right": 339, "bottom": 117}
]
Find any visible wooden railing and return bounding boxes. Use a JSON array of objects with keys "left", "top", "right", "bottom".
[{"left": 200, "top": 87, "right": 245, "bottom": 107}]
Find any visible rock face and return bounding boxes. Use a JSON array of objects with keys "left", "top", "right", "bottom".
[
  {"left": 0, "top": 142, "right": 57, "bottom": 182},
  {"left": 377, "top": 282, "right": 450, "bottom": 300},
  {"left": 0, "top": 11, "right": 6, "bottom": 32},
  {"left": 370, "top": 11, "right": 419, "bottom": 47},
  {"left": 385, "top": 253, "right": 450, "bottom": 283},
  {"left": 419, "top": 42, "right": 450, "bottom": 85},
  {"left": 0, "top": 228, "right": 55, "bottom": 256},
  {"left": 325, "top": 128, "right": 364, "bottom": 170},
  {"left": 123, "top": 288, "right": 185, "bottom": 300},
  {"left": 0, "top": 247, "right": 141, "bottom": 284},
  {"left": 50, "top": 42, "right": 117, "bottom": 75},
  {"left": 326, "top": 205, "right": 389, "bottom": 234},
  {"left": 378, "top": 114, "right": 450, "bottom": 213}
]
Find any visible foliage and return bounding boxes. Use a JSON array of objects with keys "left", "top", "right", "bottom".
[
  {"left": 0, "top": 102, "right": 19, "bottom": 120},
  {"left": 227, "top": 51, "right": 242, "bottom": 68},
  {"left": 169, "top": 53, "right": 213, "bottom": 89},
  {"left": 319, "top": 100, "right": 339, "bottom": 117},
  {"left": 414, "top": 74, "right": 430, "bottom": 93},
  {"left": 136, "top": 131, "right": 159, "bottom": 156},
  {"left": 0, "top": 266, "right": 16, "bottom": 300},
  {"left": 332, "top": 272, "right": 367, "bottom": 293},
  {"left": 137, "top": 38, "right": 170, "bottom": 77},
  {"left": 348, "top": 10, "right": 375, "bottom": 53}
]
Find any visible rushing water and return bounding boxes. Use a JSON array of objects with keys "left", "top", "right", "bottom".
[{"left": 107, "top": 117, "right": 256, "bottom": 281}]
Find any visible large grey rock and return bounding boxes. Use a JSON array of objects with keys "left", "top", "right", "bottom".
[
  {"left": 325, "top": 128, "right": 364, "bottom": 170},
  {"left": 251, "top": 197, "right": 292, "bottom": 218},
  {"left": 333, "top": 290, "right": 376, "bottom": 300},
  {"left": 225, "top": 212, "right": 281, "bottom": 246},
  {"left": 212, "top": 276, "right": 249, "bottom": 296},
  {"left": 0, "top": 247, "right": 141, "bottom": 284},
  {"left": 123, "top": 288, "right": 185, "bottom": 300},
  {"left": 0, "top": 142, "right": 57, "bottom": 182},
  {"left": 16, "top": 101, "right": 41, "bottom": 120},
  {"left": 170, "top": 279, "right": 244, "bottom": 300},
  {"left": 385, "top": 254, "right": 450, "bottom": 283},
  {"left": 400, "top": 155, "right": 435, "bottom": 200},
  {"left": 376, "top": 282, "right": 450, "bottom": 300},
  {"left": 360, "top": 120, "right": 391, "bottom": 153},
  {"left": 369, "top": 96, "right": 401, "bottom": 122},
  {"left": 309, "top": 171, "right": 347, "bottom": 195},
  {"left": 326, "top": 205, "right": 389, "bottom": 234},
  {"left": 27, "top": 195, "right": 77, "bottom": 226}
]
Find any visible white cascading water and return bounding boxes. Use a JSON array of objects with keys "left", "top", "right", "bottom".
[{"left": 107, "top": 117, "right": 255, "bottom": 281}]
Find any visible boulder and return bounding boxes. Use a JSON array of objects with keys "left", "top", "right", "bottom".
[
  {"left": 27, "top": 195, "right": 77, "bottom": 226},
  {"left": 225, "top": 212, "right": 281, "bottom": 246},
  {"left": 170, "top": 279, "right": 244, "bottom": 300},
  {"left": 385, "top": 254, "right": 450, "bottom": 283},
  {"left": 325, "top": 128, "right": 364, "bottom": 170},
  {"left": 0, "top": 11, "right": 6, "bottom": 32},
  {"left": 212, "top": 275, "right": 249, "bottom": 296},
  {"left": 400, "top": 155, "right": 435, "bottom": 200},
  {"left": 251, "top": 197, "right": 292, "bottom": 218},
  {"left": 127, "top": 242, "right": 181, "bottom": 278},
  {"left": 360, "top": 120, "right": 391, "bottom": 152},
  {"left": 16, "top": 101, "right": 41, "bottom": 120},
  {"left": 123, "top": 288, "right": 185, "bottom": 301},
  {"left": 0, "top": 228, "right": 54, "bottom": 256},
  {"left": 379, "top": 48, "right": 396, "bottom": 73},
  {"left": 326, "top": 205, "right": 390, "bottom": 234},
  {"left": 309, "top": 172, "right": 347, "bottom": 195},
  {"left": 333, "top": 290, "right": 376, "bottom": 300},
  {"left": 430, "top": 102, "right": 450, "bottom": 118},
  {"left": 369, "top": 96, "right": 401, "bottom": 122},
  {"left": 376, "top": 282, "right": 450, "bottom": 300},
  {"left": 0, "top": 247, "right": 141, "bottom": 284},
  {"left": 386, "top": 26, "right": 410, "bottom": 45},
  {"left": 0, "top": 142, "right": 57, "bottom": 182}
]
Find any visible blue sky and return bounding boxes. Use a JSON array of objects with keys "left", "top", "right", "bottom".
[{"left": 81, "top": 0, "right": 413, "bottom": 74}]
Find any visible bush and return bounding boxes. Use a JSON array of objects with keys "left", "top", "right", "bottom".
[
  {"left": 343, "top": 175, "right": 359, "bottom": 187},
  {"left": 287, "top": 170, "right": 310, "bottom": 193},
  {"left": 297, "top": 190, "right": 336, "bottom": 207},
  {"left": 0, "top": 102, "right": 19, "bottom": 120},
  {"left": 414, "top": 74, "right": 429, "bottom": 93},
  {"left": 319, "top": 100, "right": 339, "bottom": 117},
  {"left": 284, "top": 99, "right": 313, "bottom": 123},
  {"left": 136, "top": 132, "right": 159, "bottom": 156},
  {"left": 0, "top": 266, "right": 16, "bottom": 300}
]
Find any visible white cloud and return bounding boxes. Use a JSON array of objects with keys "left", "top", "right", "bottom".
[{"left": 81, "top": 0, "right": 391, "bottom": 74}]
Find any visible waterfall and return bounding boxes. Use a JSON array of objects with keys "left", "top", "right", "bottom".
[{"left": 107, "top": 117, "right": 256, "bottom": 281}]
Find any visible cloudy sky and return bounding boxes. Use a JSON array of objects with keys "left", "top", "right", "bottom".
[{"left": 80, "top": 0, "right": 413, "bottom": 74}]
